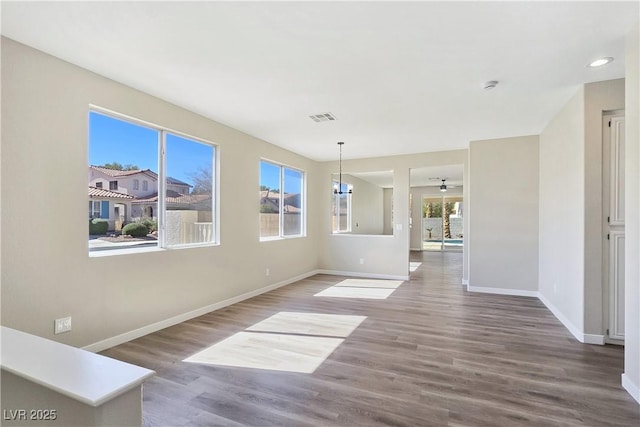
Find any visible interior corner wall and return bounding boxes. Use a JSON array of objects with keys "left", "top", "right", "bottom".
[
  {"left": 583, "top": 78, "right": 625, "bottom": 336},
  {"left": 383, "top": 188, "right": 393, "bottom": 236},
  {"left": 0, "top": 37, "right": 322, "bottom": 349},
  {"left": 468, "top": 135, "right": 539, "bottom": 294},
  {"left": 624, "top": 22, "right": 640, "bottom": 403},
  {"left": 539, "top": 86, "right": 585, "bottom": 336},
  {"left": 343, "top": 174, "right": 385, "bottom": 235}
]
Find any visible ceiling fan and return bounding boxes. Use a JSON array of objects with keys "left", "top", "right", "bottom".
[{"left": 429, "top": 177, "right": 458, "bottom": 191}]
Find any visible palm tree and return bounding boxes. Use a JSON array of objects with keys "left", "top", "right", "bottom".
[
  {"left": 424, "top": 202, "right": 432, "bottom": 218},
  {"left": 443, "top": 202, "right": 452, "bottom": 239}
]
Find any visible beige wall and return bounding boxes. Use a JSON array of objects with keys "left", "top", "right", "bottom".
[
  {"left": 468, "top": 136, "right": 539, "bottom": 293},
  {"left": 624, "top": 23, "right": 640, "bottom": 402},
  {"left": 1, "top": 38, "right": 321, "bottom": 349},
  {"left": 539, "top": 87, "right": 586, "bottom": 334}
]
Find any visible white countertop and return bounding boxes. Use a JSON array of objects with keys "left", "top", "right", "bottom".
[{"left": 1, "top": 326, "right": 155, "bottom": 407}]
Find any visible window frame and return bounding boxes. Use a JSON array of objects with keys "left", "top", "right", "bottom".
[
  {"left": 133, "top": 179, "right": 139, "bottom": 190},
  {"left": 259, "top": 159, "right": 306, "bottom": 241},
  {"left": 89, "top": 200, "right": 101, "bottom": 219},
  {"left": 88, "top": 106, "right": 220, "bottom": 255},
  {"left": 332, "top": 180, "right": 353, "bottom": 233},
  {"left": 109, "top": 180, "right": 118, "bottom": 190}
]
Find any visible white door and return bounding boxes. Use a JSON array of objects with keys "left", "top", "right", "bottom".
[{"left": 603, "top": 113, "right": 625, "bottom": 343}]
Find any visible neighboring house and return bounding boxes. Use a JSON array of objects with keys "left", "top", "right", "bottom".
[
  {"left": 88, "top": 186, "right": 134, "bottom": 231},
  {"left": 89, "top": 166, "right": 194, "bottom": 220},
  {"left": 89, "top": 165, "right": 158, "bottom": 199},
  {"left": 132, "top": 190, "right": 211, "bottom": 217},
  {"left": 167, "top": 176, "right": 192, "bottom": 195},
  {"left": 259, "top": 190, "right": 301, "bottom": 213}
]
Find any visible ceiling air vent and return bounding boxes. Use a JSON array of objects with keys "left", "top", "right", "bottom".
[{"left": 309, "top": 112, "right": 337, "bottom": 122}]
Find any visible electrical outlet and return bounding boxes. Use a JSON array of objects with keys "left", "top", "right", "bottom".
[
  {"left": 266, "top": 268, "right": 270, "bottom": 276},
  {"left": 54, "top": 316, "right": 72, "bottom": 334},
  {"left": 359, "top": 258, "right": 364, "bottom": 265}
]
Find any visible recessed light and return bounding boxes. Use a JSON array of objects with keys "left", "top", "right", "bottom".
[{"left": 588, "top": 57, "right": 613, "bottom": 67}]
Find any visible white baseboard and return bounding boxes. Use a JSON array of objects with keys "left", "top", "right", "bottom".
[
  {"left": 468, "top": 289, "right": 605, "bottom": 345},
  {"left": 537, "top": 292, "right": 586, "bottom": 344},
  {"left": 317, "top": 269, "right": 409, "bottom": 281},
  {"left": 461, "top": 278, "right": 469, "bottom": 286},
  {"left": 83, "top": 270, "right": 320, "bottom": 353},
  {"left": 409, "top": 247, "right": 422, "bottom": 251},
  {"left": 622, "top": 373, "right": 640, "bottom": 404},
  {"left": 467, "top": 285, "right": 538, "bottom": 297},
  {"left": 583, "top": 334, "right": 605, "bottom": 345}
]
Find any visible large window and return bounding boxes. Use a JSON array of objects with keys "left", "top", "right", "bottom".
[
  {"left": 259, "top": 160, "right": 305, "bottom": 239},
  {"left": 88, "top": 109, "right": 217, "bottom": 253},
  {"left": 332, "top": 180, "right": 352, "bottom": 233}
]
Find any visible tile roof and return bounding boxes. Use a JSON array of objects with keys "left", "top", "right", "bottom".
[
  {"left": 90, "top": 166, "right": 157, "bottom": 179},
  {"left": 88, "top": 186, "right": 134, "bottom": 199},
  {"left": 166, "top": 176, "right": 193, "bottom": 187},
  {"left": 132, "top": 191, "right": 211, "bottom": 205}
]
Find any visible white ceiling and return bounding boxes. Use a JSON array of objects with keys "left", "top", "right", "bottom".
[
  {"left": 410, "top": 165, "right": 464, "bottom": 188},
  {"left": 2, "top": 2, "right": 637, "bottom": 161}
]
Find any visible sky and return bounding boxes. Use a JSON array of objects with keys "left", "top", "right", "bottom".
[
  {"left": 90, "top": 111, "right": 301, "bottom": 194},
  {"left": 89, "top": 111, "right": 213, "bottom": 185}
]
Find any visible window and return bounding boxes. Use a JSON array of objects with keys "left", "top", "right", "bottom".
[
  {"left": 332, "top": 180, "right": 352, "bottom": 233},
  {"left": 259, "top": 160, "right": 305, "bottom": 239},
  {"left": 95, "top": 182, "right": 103, "bottom": 189},
  {"left": 88, "top": 109, "right": 217, "bottom": 253},
  {"left": 89, "top": 201, "right": 102, "bottom": 219}
]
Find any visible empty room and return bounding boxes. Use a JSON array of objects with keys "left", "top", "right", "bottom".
[{"left": 1, "top": 2, "right": 640, "bottom": 426}]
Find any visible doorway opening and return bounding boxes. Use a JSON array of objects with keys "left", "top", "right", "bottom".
[{"left": 421, "top": 195, "right": 463, "bottom": 252}]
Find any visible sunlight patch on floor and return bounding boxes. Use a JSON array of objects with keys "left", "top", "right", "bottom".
[
  {"left": 247, "top": 311, "right": 366, "bottom": 337},
  {"left": 314, "top": 278, "right": 404, "bottom": 299},
  {"left": 183, "top": 312, "right": 367, "bottom": 373},
  {"left": 410, "top": 262, "right": 422, "bottom": 272}
]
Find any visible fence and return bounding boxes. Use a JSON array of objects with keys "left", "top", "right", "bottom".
[
  {"left": 260, "top": 213, "right": 301, "bottom": 236},
  {"left": 166, "top": 210, "right": 214, "bottom": 245},
  {"left": 423, "top": 217, "right": 463, "bottom": 240}
]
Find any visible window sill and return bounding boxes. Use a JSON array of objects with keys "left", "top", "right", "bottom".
[
  {"left": 329, "top": 233, "right": 395, "bottom": 237},
  {"left": 89, "top": 242, "right": 219, "bottom": 257},
  {"left": 89, "top": 246, "right": 164, "bottom": 257},
  {"left": 260, "top": 235, "right": 306, "bottom": 242}
]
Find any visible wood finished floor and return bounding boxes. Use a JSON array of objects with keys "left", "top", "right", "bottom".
[{"left": 102, "top": 252, "right": 640, "bottom": 426}]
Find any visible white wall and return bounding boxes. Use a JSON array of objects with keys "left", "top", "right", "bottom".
[
  {"left": 0, "top": 38, "right": 321, "bottom": 349},
  {"left": 624, "top": 23, "right": 640, "bottom": 403},
  {"left": 468, "top": 136, "right": 539, "bottom": 294},
  {"left": 539, "top": 87, "right": 586, "bottom": 335}
]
